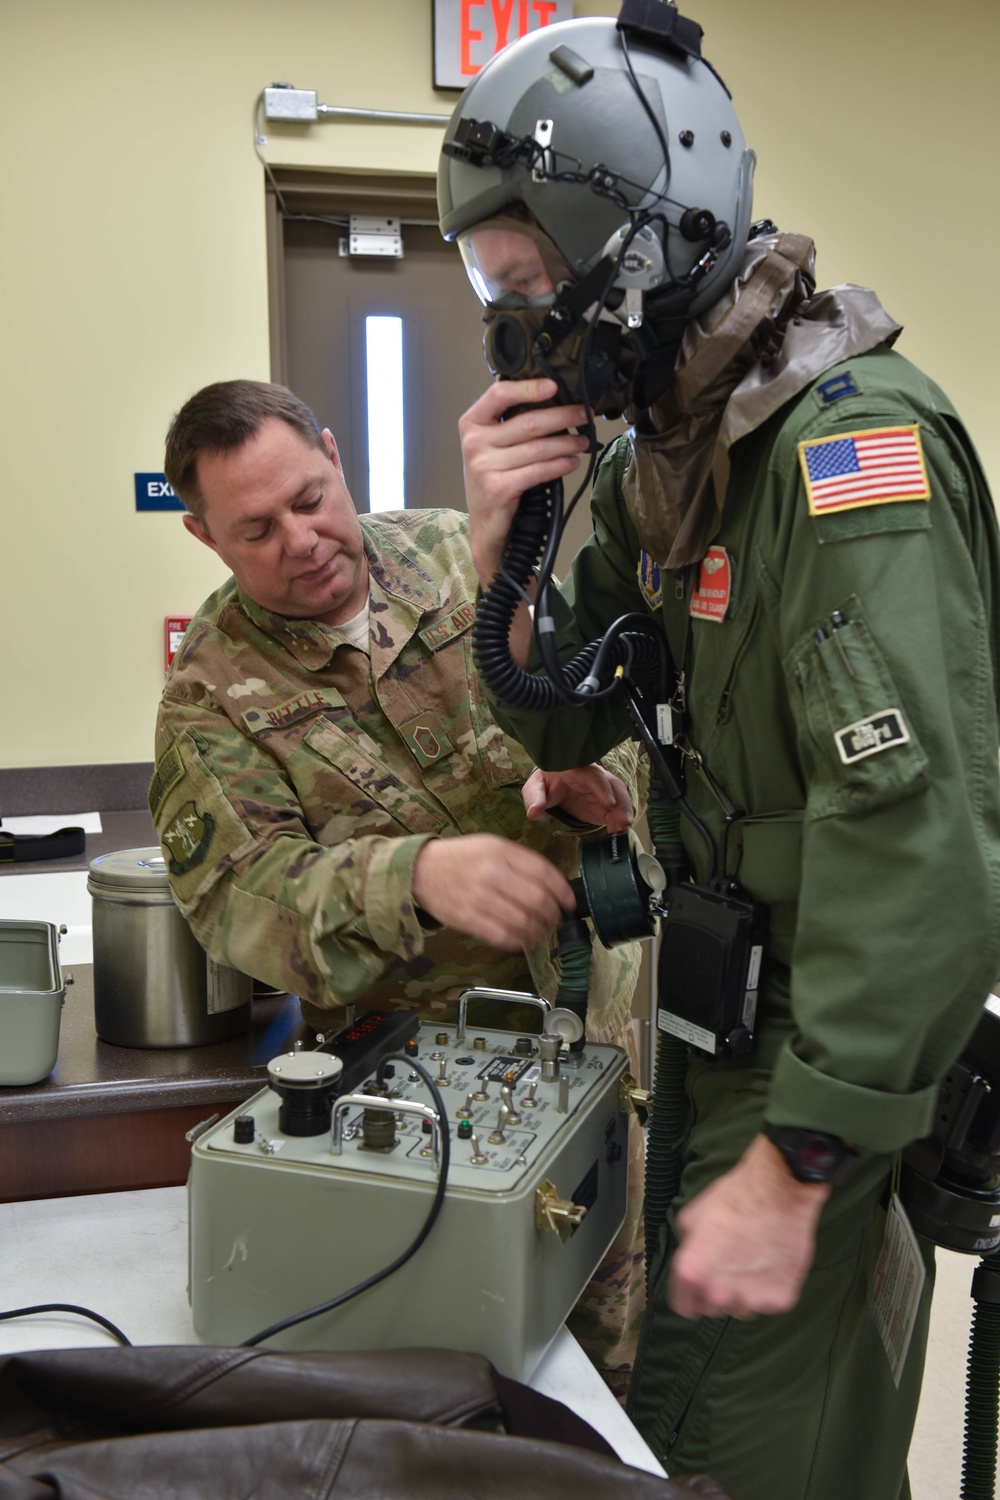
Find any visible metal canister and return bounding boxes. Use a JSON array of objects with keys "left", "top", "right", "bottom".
[{"left": 87, "top": 846, "right": 252, "bottom": 1048}]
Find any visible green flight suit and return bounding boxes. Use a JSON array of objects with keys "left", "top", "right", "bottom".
[{"left": 489, "top": 346, "right": 1000, "bottom": 1498}]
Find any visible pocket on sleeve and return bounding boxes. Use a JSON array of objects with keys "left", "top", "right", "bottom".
[
  {"left": 150, "top": 732, "right": 259, "bottom": 913},
  {"left": 785, "top": 595, "right": 929, "bottom": 818}
]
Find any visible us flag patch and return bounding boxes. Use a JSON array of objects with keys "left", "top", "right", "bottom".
[{"left": 798, "top": 426, "right": 930, "bottom": 516}]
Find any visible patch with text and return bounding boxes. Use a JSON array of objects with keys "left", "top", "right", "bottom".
[
  {"left": 835, "top": 707, "right": 910, "bottom": 765},
  {"left": 419, "top": 601, "right": 476, "bottom": 652},
  {"left": 690, "top": 546, "right": 732, "bottom": 623}
]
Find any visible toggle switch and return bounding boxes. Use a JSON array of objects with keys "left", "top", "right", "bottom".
[{"left": 488, "top": 1102, "right": 510, "bottom": 1145}]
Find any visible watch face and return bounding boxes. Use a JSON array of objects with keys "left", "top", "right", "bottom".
[
  {"left": 796, "top": 1136, "right": 842, "bottom": 1175},
  {"left": 765, "top": 1125, "right": 852, "bottom": 1183}
]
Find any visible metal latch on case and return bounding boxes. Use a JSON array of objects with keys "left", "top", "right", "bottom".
[
  {"left": 619, "top": 1072, "right": 652, "bottom": 1126},
  {"left": 535, "top": 1178, "right": 587, "bottom": 1242}
]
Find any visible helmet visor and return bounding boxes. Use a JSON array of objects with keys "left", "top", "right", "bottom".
[{"left": 458, "top": 225, "right": 557, "bottom": 309}]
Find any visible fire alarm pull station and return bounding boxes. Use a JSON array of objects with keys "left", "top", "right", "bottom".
[{"left": 165, "top": 617, "right": 192, "bottom": 673}]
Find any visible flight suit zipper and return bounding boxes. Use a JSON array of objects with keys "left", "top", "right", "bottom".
[{"left": 716, "top": 599, "right": 761, "bottom": 726}]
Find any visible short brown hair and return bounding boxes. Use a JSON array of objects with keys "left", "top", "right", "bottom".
[{"left": 164, "top": 380, "right": 325, "bottom": 522}]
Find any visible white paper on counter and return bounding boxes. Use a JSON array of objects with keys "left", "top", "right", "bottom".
[{"left": 0, "top": 870, "right": 93, "bottom": 964}]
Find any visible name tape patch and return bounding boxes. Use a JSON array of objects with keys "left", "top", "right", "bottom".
[
  {"left": 799, "top": 426, "right": 931, "bottom": 516},
  {"left": 148, "top": 743, "right": 184, "bottom": 821},
  {"left": 690, "top": 546, "right": 732, "bottom": 623},
  {"left": 835, "top": 707, "right": 910, "bottom": 765},
  {"left": 243, "top": 690, "right": 335, "bottom": 733},
  {"left": 419, "top": 601, "right": 476, "bottom": 653}
]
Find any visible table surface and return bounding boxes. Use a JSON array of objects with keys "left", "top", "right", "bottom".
[{"left": 0, "top": 1185, "right": 665, "bottom": 1478}]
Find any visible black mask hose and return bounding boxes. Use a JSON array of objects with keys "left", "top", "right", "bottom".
[
  {"left": 473, "top": 477, "right": 668, "bottom": 713},
  {"left": 962, "top": 1249, "right": 1000, "bottom": 1499}
]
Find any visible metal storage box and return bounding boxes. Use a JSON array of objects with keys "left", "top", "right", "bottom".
[{"left": 0, "top": 919, "right": 65, "bottom": 1085}]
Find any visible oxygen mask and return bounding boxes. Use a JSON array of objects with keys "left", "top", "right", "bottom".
[{"left": 459, "top": 215, "right": 641, "bottom": 416}]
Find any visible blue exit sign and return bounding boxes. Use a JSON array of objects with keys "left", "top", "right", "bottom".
[{"left": 135, "top": 473, "right": 185, "bottom": 511}]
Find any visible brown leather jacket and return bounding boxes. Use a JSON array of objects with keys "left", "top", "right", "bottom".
[{"left": 0, "top": 1345, "right": 733, "bottom": 1498}]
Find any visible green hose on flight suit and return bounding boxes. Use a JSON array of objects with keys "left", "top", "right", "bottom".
[
  {"left": 642, "top": 789, "right": 691, "bottom": 1289},
  {"left": 962, "top": 1249, "right": 1000, "bottom": 1498}
]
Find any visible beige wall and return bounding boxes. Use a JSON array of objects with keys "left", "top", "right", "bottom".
[{"left": 2, "top": 0, "right": 995, "bottom": 770}]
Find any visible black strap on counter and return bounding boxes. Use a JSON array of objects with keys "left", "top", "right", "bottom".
[{"left": 0, "top": 826, "right": 86, "bottom": 864}]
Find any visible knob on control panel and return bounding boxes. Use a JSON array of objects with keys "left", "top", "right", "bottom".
[{"left": 266, "top": 1051, "right": 344, "bottom": 1137}]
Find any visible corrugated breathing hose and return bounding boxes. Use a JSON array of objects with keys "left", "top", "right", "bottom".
[{"left": 962, "top": 1249, "right": 1000, "bottom": 1498}]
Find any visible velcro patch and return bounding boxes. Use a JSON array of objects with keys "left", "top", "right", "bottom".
[
  {"left": 813, "top": 372, "right": 861, "bottom": 408},
  {"left": 243, "top": 690, "right": 337, "bottom": 734},
  {"left": 637, "top": 551, "right": 663, "bottom": 610},
  {"left": 835, "top": 708, "right": 910, "bottom": 765},
  {"left": 690, "top": 546, "right": 732, "bottom": 623},
  {"left": 398, "top": 713, "right": 454, "bottom": 767},
  {"left": 419, "top": 600, "right": 476, "bottom": 652},
  {"left": 799, "top": 426, "right": 930, "bottom": 516},
  {"left": 148, "top": 744, "right": 184, "bottom": 821},
  {"left": 161, "top": 800, "right": 216, "bottom": 875}
]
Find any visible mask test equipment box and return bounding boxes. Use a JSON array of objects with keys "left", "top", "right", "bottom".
[{"left": 187, "top": 992, "right": 636, "bottom": 1380}]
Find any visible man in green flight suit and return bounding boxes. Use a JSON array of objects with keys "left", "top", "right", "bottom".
[
  {"left": 148, "top": 377, "right": 649, "bottom": 1389},
  {"left": 438, "top": 6, "right": 1000, "bottom": 1498}
]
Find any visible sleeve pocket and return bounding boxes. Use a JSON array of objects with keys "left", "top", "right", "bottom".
[
  {"left": 152, "top": 732, "right": 259, "bottom": 913},
  {"left": 785, "top": 594, "right": 930, "bottom": 818}
]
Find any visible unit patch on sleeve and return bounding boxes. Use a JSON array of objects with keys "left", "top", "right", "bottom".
[
  {"left": 689, "top": 546, "right": 732, "bottom": 623},
  {"left": 638, "top": 551, "right": 663, "bottom": 610},
  {"left": 798, "top": 426, "right": 930, "bottom": 516},
  {"left": 835, "top": 708, "right": 911, "bottom": 765},
  {"left": 161, "top": 801, "right": 216, "bottom": 874}
]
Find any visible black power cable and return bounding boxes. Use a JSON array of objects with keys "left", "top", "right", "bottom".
[
  {"left": 0, "top": 1301, "right": 132, "bottom": 1345},
  {"left": 240, "top": 1053, "right": 451, "bottom": 1348}
]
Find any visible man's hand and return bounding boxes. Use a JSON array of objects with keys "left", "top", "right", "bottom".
[
  {"left": 412, "top": 834, "right": 576, "bottom": 951},
  {"left": 459, "top": 378, "right": 590, "bottom": 592},
  {"left": 668, "top": 1133, "right": 831, "bottom": 1321},
  {"left": 523, "top": 765, "right": 633, "bottom": 833}
]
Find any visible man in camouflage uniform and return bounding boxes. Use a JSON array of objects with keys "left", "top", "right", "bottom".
[{"left": 150, "top": 378, "right": 647, "bottom": 1390}]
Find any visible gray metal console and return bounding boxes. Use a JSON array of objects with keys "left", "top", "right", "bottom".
[{"left": 188, "top": 998, "right": 632, "bottom": 1379}]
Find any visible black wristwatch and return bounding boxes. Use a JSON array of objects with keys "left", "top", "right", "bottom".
[{"left": 762, "top": 1124, "right": 858, "bottom": 1185}]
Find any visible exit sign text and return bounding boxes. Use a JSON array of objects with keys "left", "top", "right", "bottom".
[{"left": 433, "top": 0, "right": 573, "bottom": 90}]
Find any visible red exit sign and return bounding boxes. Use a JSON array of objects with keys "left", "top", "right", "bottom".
[{"left": 433, "top": 0, "right": 573, "bottom": 89}]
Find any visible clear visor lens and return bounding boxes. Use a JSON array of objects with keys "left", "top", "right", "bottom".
[{"left": 458, "top": 227, "right": 557, "bottom": 310}]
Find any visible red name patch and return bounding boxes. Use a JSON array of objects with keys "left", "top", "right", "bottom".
[{"left": 690, "top": 546, "right": 732, "bottom": 624}]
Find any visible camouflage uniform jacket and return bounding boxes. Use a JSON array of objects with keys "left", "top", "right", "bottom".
[{"left": 150, "top": 508, "right": 643, "bottom": 1034}]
